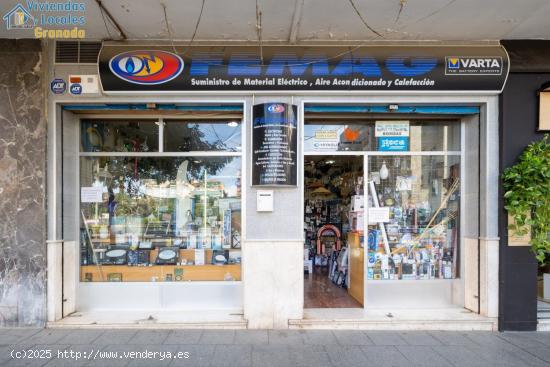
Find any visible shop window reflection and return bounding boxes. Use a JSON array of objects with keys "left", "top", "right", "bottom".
[
  {"left": 79, "top": 156, "right": 242, "bottom": 282},
  {"left": 163, "top": 120, "right": 242, "bottom": 152},
  {"left": 81, "top": 120, "right": 159, "bottom": 152}
]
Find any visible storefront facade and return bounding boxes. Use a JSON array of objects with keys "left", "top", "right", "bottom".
[{"left": 39, "top": 41, "right": 506, "bottom": 329}]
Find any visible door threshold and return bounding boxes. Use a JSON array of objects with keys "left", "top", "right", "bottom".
[
  {"left": 47, "top": 309, "right": 247, "bottom": 329},
  {"left": 290, "top": 307, "right": 497, "bottom": 331}
]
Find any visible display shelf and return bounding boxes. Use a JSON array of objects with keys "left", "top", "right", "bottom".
[{"left": 80, "top": 263, "right": 241, "bottom": 282}]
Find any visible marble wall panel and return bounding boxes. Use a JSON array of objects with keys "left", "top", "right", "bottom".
[{"left": 0, "top": 39, "right": 46, "bottom": 327}]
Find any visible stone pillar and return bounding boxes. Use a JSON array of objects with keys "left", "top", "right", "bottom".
[{"left": 0, "top": 39, "right": 46, "bottom": 327}]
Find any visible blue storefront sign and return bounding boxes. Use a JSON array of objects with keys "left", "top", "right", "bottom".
[{"left": 378, "top": 136, "right": 409, "bottom": 151}]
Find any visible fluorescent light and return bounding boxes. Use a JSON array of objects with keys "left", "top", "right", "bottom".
[{"left": 227, "top": 121, "right": 239, "bottom": 127}]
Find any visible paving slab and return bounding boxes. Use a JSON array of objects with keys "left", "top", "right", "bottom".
[{"left": 333, "top": 330, "right": 373, "bottom": 346}]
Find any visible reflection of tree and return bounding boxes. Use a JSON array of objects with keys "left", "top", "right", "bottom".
[
  {"left": 99, "top": 156, "right": 236, "bottom": 218},
  {"left": 176, "top": 124, "right": 233, "bottom": 152}
]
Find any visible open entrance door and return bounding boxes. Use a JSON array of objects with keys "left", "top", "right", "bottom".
[{"left": 303, "top": 155, "right": 364, "bottom": 308}]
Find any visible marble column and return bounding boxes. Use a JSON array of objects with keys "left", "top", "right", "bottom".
[{"left": 0, "top": 39, "right": 47, "bottom": 327}]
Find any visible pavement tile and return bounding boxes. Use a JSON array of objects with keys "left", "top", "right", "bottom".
[
  {"left": 22, "top": 330, "right": 69, "bottom": 345},
  {"left": 210, "top": 345, "right": 252, "bottom": 367},
  {"left": 466, "top": 344, "right": 549, "bottom": 367},
  {"left": 268, "top": 330, "right": 305, "bottom": 345},
  {"left": 127, "top": 330, "right": 170, "bottom": 345},
  {"left": 198, "top": 330, "right": 236, "bottom": 345},
  {"left": 57, "top": 330, "right": 104, "bottom": 345},
  {"left": 528, "top": 332, "right": 550, "bottom": 346},
  {"left": 252, "top": 345, "right": 293, "bottom": 367},
  {"left": 432, "top": 345, "right": 491, "bottom": 367},
  {"left": 169, "top": 345, "right": 214, "bottom": 367},
  {"left": 289, "top": 345, "right": 332, "bottom": 367},
  {"left": 234, "top": 330, "right": 268, "bottom": 345},
  {"left": 396, "top": 345, "right": 453, "bottom": 367},
  {"left": 324, "top": 345, "right": 368, "bottom": 366},
  {"left": 428, "top": 331, "right": 478, "bottom": 346},
  {"left": 0, "top": 329, "right": 41, "bottom": 345},
  {"left": 523, "top": 347, "right": 550, "bottom": 364},
  {"left": 463, "top": 332, "right": 517, "bottom": 348},
  {"left": 332, "top": 330, "right": 373, "bottom": 346},
  {"left": 301, "top": 330, "right": 338, "bottom": 345},
  {"left": 365, "top": 331, "right": 408, "bottom": 345},
  {"left": 360, "top": 345, "right": 409, "bottom": 367},
  {"left": 399, "top": 331, "right": 443, "bottom": 346},
  {"left": 91, "top": 330, "right": 138, "bottom": 345},
  {"left": 497, "top": 332, "right": 549, "bottom": 348},
  {"left": 165, "top": 330, "right": 203, "bottom": 345}
]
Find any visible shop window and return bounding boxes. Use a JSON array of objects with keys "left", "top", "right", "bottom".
[
  {"left": 79, "top": 119, "right": 242, "bottom": 283},
  {"left": 163, "top": 120, "right": 242, "bottom": 152},
  {"left": 81, "top": 120, "right": 159, "bottom": 152},
  {"left": 304, "top": 120, "right": 460, "bottom": 152},
  {"left": 367, "top": 155, "right": 460, "bottom": 280}
]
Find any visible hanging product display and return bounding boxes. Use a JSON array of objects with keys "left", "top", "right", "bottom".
[{"left": 366, "top": 155, "right": 460, "bottom": 281}]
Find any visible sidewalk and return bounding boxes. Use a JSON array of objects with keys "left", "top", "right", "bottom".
[{"left": 1, "top": 328, "right": 550, "bottom": 367}]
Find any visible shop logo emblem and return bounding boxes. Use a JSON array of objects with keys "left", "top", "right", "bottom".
[
  {"left": 3, "top": 3, "right": 35, "bottom": 30},
  {"left": 447, "top": 58, "right": 460, "bottom": 69},
  {"left": 109, "top": 50, "right": 184, "bottom": 85},
  {"left": 445, "top": 56, "right": 503, "bottom": 75},
  {"left": 267, "top": 104, "right": 285, "bottom": 113},
  {"left": 50, "top": 78, "right": 66, "bottom": 94},
  {"left": 70, "top": 83, "right": 82, "bottom": 95}
]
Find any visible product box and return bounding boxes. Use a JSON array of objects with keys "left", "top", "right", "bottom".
[
  {"left": 349, "top": 212, "right": 364, "bottom": 231},
  {"left": 351, "top": 195, "right": 364, "bottom": 212}
]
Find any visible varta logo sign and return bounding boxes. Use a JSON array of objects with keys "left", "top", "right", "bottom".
[{"left": 445, "top": 56, "right": 503, "bottom": 75}]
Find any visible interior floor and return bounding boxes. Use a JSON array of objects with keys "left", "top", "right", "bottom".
[{"left": 304, "top": 266, "right": 362, "bottom": 308}]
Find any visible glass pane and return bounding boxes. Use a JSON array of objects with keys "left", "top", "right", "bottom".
[
  {"left": 367, "top": 155, "right": 460, "bottom": 280},
  {"left": 304, "top": 123, "right": 374, "bottom": 152},
  {"left": 81, "top": 119, "right": 159, "bottom": 152},
  {"left": 164, "top": 120, "right": 242, "bottom": 152},
  {"left": 304, "top": 120, "right": 460, "bottom": 152},
  {"left": 79, "top": 156, "right": 242, "bottom": 282}
]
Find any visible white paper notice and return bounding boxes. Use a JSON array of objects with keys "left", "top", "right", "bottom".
[
  {"left": 195, "top": 249, "right": 205, "bottom": 265},
  {"left": 368, "top": 207, "right": 390, "bottom": 224},
  {"left": 81, "top": 187, "right": 103, "bottom": 203}
]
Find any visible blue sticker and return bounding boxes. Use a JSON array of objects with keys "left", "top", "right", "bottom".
[
  {"left": 70, "top": 83, "right": 82, "bottom": 95},
  {"left": 50, "top": 78, "right": 66, "bottom": 94},
  {"left": 378, "top": 136, "right": 409, "bottom": 152}
]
